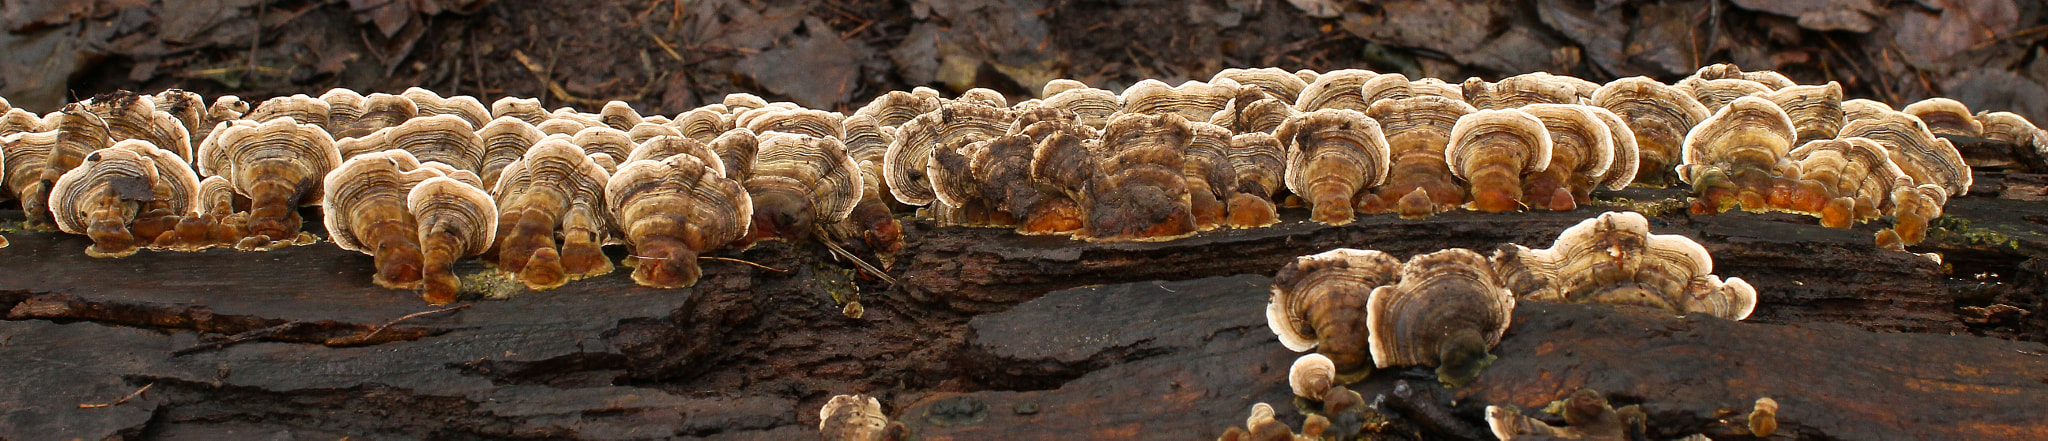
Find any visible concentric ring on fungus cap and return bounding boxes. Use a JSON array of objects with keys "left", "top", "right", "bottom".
[
  {"left": 1491, "top": 211, "right": 1757, "bottom": 320},
  {"left": 4, "top": 131, "right": 57, "bottom": 232},
  {"left": 478, "top": 116, "right": 546, "bottom": 189},
  {"left": 1461, "top": 72, "right": 1583, "bottom": 110},
  {"left": 1213, "top": 67, "right": 1310, "bottom": 104},
  {"left": 1364, "top": 95, "right": 1475, "bottom": 219},
  {"left": 246, "top": 94, "right": 331, "bottom": 127},
  {"left": 1118, "top": 78, "right": 1240, "bottom": 123},
  {"left": 491, "top": 138, "right": 616, "bottom": 290},
  {"left": 854, "top": 90, "right": 940, "bottom": 128},
  {"left": 1061, "top": 112, "right": 1200, "bottom": 241},
  {"left": 1224, "top": 132, "right": 1285, "bottom": 228},
  {"left": 85, "top": 91, "right": 192, "bottom": 164},
  {"left": 1680, "top": 78, "right": 1772, "bottom": 112},
  {"left": 324, "top": 150, "right": 451, "bottom": 289},
  {"left": 1591, "top": 76, "right": 1711, "bottom": 187},
  {"left": 1758, "top": 82, "right": 1844, "bottom": 146},
  {"left": 1364, "top": 248, "right": 1514, "bottom": 387},
  {"left": 334, "top": 92, "right": 420, "bottom": 141},
  {"left": 1675, "top": 96, "right": 1797, "bottom": 214},
  {"left": 1902, "top": 97, "right": 1983, "bottom": 138},
  {"left": 38, "top": 104, "right": 114, "bottom": 229},
  {"left": 51, "top": 139, "right": 201, "bottom": 258},
  {"left": 743, "top": 131, "right": 862, "bottom": 243},
  {"left": 1040, "top": 84, "right": 1121, "bottom": 129},
  {"left": 1446, "top": 108, "right": 1553, "bottom": 213},
  {"left": 1839, "top": 110, "right": 1972, "bottom": 196},
  {"left": 606, "top": 151, "right": 752, "bottom": 289},
  {"left": 1278, "top": 108, "right": 1392, "bottom": 225},
  {"left": 408, "top": 175, "right": 498, "bottom": 304},
  {"left": 1510, "top": 103, "right": 1615, "bottom": 212},
  {"left": 402, "top": 87, "right": 490, "bottom": 130},
  {"left": 199, "top": 117, "right": 342, "bottom": 250},
  {"left": 491, "top": 96, "right": 549, "bottom": 125},
  {"left": 885, "top": 101, "right": 1012, "bottom": 206},
  {"left": 1294, "top": 69, "right": 1378, "bottom": 112},
  {"left": 338, "top": 114, "right": 488, "bottom": 174},
  {"left": 1267, "top": 248, "right": 1403, "bottom": 372}
]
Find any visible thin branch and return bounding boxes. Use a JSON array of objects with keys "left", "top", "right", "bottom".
[
  {"left": 698, "top": 256, "right": 789, "bottom": 273},
  {"left": 79, "top": 383, "right": 154, "bottom": 409},
  {"left": 819, "top": 236, "right": 897, "bottom": 285},
  {"left": 171, "top": 321, "right": 305, "bottom": 357},
  {"left": 326, "top": 304, "right": 472, "bottom": 346}
]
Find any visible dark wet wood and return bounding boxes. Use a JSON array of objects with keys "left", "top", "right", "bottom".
[
  {"left": 1462, "top": 302, "right": 2048, "bottom": 440},
  {"left": 2, "top": 173, "right": 2047, "bottom": 439}
]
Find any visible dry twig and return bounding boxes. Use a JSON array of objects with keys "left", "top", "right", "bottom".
[
  {"left": 78, "top": 383, "right": 154, "bottom": 409},
  {"left": 325, "top": 304, "right": 472, "bottom": 347}
]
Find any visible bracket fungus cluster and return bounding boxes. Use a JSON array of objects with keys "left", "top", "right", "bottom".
[
  {"left": 0, "top": 63, "right": 2034, "bottom": 306},
  {"left": 1494, "top": 211, "right": 1757, "bottom": 320},
  {"left": 1268, "top": 248, "right": 1515, "bottom": 388},
  {"left": 50, "top": 139, "right": 201, "bottom": 257},
  {"left": 1263, "top": 210, "right": 1752, "bottom": 423}
]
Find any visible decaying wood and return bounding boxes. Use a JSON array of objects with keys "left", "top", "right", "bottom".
[{"left": 0, "top": 168, "right": 2045, "bottom": 438}]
